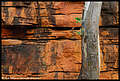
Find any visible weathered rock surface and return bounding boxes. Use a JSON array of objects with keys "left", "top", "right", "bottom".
[{"left": 1, "top": 1, "right": 119, "bottom": 80}]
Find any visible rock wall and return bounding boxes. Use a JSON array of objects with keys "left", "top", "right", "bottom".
[{"left": 1, "top": 1, "right": 119, "bottom": 80}]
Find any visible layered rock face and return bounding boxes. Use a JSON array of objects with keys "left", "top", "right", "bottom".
[{"left": 1, "top": 1, "right": 119, "bottom": 79}]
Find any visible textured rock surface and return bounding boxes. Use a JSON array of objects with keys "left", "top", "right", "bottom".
[
  {"left": 101, "top": 2, "right": 119, "bottom": 25},
  {"left": 1, "top": 1, "right": 119, "bottom": 80}
]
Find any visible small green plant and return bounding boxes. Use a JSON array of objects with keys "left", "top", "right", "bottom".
[
  {"left": 73, "top": 17, "right": 84, "bottom": 35},
  {"left": 73, "top": 17, "right": 82, "bottom": 24}
]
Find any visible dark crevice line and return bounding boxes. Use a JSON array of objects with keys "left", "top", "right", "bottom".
[
  {"left": 99, "top": 24, "right": 119, "bottom": 28},
  {"left": 49, "top": 71, "right": 80, "bottom": 73},
  {"left": 2, "top": 26, "right": 82, "bottom": 30},
  {"left": 100, "top": 44, "right": 119, "bottom": 45},
  {"left": 2, "top": 25, "right": 119, "bottom": 29},
  {"left": 51, "top": 13, "right": 66, "bottom": 15},
  {"left": 69, "top": 13, "right": 83, "bottom": 14},
  {"left": 1, "top": 38, "right": 80, "bottom": 40},
  {"left": 0, "top": 6, "right": 28, "bottom": 8},
  {"left": 35, "top": 8, "right": 46, "bottom": 9},
  {"left": 100, "top": 36, "right": 119, "bottom": 41},
  {"left": 12, "top": 17, "right": 33, "bottom": 20},
  {"left": 100, "top": 69, "right": 119, "bottom": 72}
]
